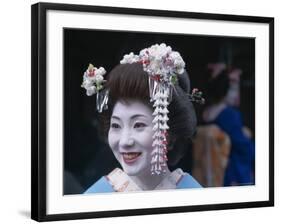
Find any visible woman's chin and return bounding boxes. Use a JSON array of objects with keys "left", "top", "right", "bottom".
[
  {"left": 123, "top": 167, "right": 141, "bottom": 176},
  {"left": 122, "top": 165, "right": 150, "bottom": 177}
]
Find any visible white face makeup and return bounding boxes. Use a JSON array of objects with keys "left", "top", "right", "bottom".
[{"left": 108, "top": 100, "right": 154, "bottom": 176}]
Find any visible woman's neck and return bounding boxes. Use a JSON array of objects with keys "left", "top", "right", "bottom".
[
  {"left": 129, "top": 166, "right": 171, "bottom": 190},
  {"left": 203, "top": 101, "right": 226, "bottom": 122}
]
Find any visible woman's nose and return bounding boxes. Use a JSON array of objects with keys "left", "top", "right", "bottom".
[{"left": 119, "top": 129, "right": 134, "bottom": 148}]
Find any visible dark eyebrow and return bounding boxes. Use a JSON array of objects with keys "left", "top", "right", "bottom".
[
  {"left": 131, "top": 114, "right": 146, "bottom": 119},
  {"left": 111, "top": 115, "right": 120, "bottom": 120},
  {"left": 111, "top": 114, "right": 147, "bottom": 120}
]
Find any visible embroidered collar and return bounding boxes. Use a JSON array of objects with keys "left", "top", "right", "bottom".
[{"left": 105, "top": 168, "right": 185, "bottom": 192}]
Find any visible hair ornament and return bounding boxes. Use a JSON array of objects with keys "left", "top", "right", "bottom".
[
  {"left": 120, "top": 43, "right": 186, "bottom": 175},
  {"left": 188, "top": 88, "right": 205, "bottom": 105},
  {"left": 81, "top": 64, "right": 109, "bottom": 112}
]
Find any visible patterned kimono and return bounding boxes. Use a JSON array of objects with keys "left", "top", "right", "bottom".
[{"left": 85, "top": 168, "right": 202, "bottom": 193}]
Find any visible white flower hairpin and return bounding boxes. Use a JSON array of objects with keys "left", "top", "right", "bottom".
[{"left": 81, "top": 63, "right": 109, "bottom": 112}]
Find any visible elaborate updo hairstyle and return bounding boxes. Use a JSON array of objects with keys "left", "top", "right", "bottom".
[{"left": 100, "top": 62, "right": 197, "bottom": 166}]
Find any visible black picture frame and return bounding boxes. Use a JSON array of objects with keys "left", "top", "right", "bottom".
[{"left": 31, "top": 2, "right": 274, "bottom": 222}]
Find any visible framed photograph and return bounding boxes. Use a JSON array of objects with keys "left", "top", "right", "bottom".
[{"left": 31, "top": 2, "right": 274, "bottom": 222}]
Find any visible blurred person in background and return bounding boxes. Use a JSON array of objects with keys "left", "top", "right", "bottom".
[{"left": 202, "top": 63, "right": 255, "bottom": 186}]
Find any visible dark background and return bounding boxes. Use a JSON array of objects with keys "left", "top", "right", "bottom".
[{"left": 63, "top": 28, "right": 255, "bottom": 194}]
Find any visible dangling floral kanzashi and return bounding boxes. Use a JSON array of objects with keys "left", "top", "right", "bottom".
[{"left": 120, "top": 43, "right": 185, "bottom": 175}]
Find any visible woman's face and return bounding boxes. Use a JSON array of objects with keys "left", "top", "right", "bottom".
[{"left": 108, "top": 100, "right": 154, "bottom": 176}]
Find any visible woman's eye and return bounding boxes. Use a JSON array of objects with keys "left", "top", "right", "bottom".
[
  {"left": 134, "top": 122, "right": 146, "bottom": 129},
  {"left": 110, "top": 123, "right": 121, "bottom": 129}
]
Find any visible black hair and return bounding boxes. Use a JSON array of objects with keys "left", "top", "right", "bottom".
[{"left": 205, "top": 70, "right": 230, "bottom": 104}]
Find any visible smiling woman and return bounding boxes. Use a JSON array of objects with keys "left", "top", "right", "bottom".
[
  {"left": 108, "top": 101, "right": 155, "bottom": 177},
  {"left": 83, "top": 44, "right": 202, "bottom": 193}
]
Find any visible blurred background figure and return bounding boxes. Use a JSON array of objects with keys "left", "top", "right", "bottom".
[
  {"left": 192, "top": 124, "right": 231, "bottom": 187},
  {"left": 192, "top": 63, "right": 255, "bottom": 187}
]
